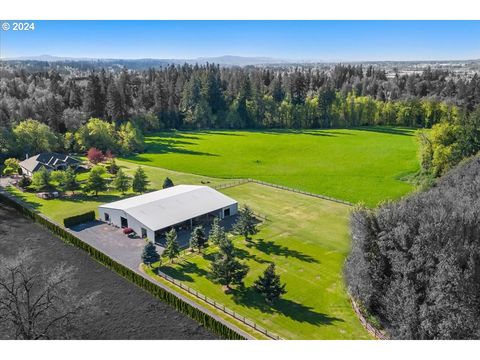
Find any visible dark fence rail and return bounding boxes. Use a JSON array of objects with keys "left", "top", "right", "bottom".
[
  {"left": 247, "top": 179, "right": 354, "bottom": 206},
  {"left": 350, "top": 295, "right": 389, "bottom": 340},
  {"left": 154, "top": 269, "right": 283, "bottom": 340},
  {"left": 0, "top": 189, "right": 250, "bottom": 341},
  {"left": 212, "top": 179, "right": 250, "bottom": 190},
  {"left": 212, "top": 178, "right": 353, "bottom": 207}
]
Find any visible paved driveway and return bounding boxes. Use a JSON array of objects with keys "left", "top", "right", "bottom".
[
  {"left": 0, "top": 176, "right": 15, "bottom": 188},
  {"left": 70, "top": 216, "right": 238, "bottom": 270},
  {"left": 70, "top": 221, "right": 160, "bottom": 269}
]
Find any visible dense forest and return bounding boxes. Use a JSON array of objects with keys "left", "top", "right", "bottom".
[
  {"left": 1, "top": 61, "right": 480, "bottom": 175},
  {"left": 2, "top": 62, "right": 480, "bottom": 132},
  {"left": 345, "top": 154, "right": 480, "bottom": 339}
]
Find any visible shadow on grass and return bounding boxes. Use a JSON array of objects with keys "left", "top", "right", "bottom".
[
  {"left": 253, "top": 238, "right": 319, "bottom": 264},
  {"left": 59, "top": 193, "right": 123, "bottom": 204},
  {"left": 353, "top": 126, "right": 415, "bottom": 136},
  {"left": 250, "top": 129, "right": 335, "bottom": 137},
  {"left": 158, "top": 261, "right": 209, "bottom": 282},
  {"left": 202, "top": 247, "right": 269, "bottom": 265},
  {"left": 4, "top": 188, "right": 42, "bottom": 211},
  {"left": 125, "top": 132, "right": 219, "bottom": 161},
  {"left": 231, "top": 286, "right": 343, "bottom": 326}
]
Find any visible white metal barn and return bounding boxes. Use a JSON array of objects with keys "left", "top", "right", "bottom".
[{"left": 98, "top": 185, "right": 238, "bottom": 242}]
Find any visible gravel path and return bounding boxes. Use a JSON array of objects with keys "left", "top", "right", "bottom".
[{"left": 0, "top": 201, "right": 218, "bottom": 340}]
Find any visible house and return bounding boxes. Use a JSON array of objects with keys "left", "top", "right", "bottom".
[
  {"left": 19, "top": 153, "right": 81, "bottom": 177},
  {"left": 98, "top": 185, "right": 238, "bottom": 242}
]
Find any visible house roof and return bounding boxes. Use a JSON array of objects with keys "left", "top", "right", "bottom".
[
  {"left": 19, "top": 153, "right": 80, "bottom": 173},
  {"left": 99, "top": 185, "right": 237, "bottom": 231}
]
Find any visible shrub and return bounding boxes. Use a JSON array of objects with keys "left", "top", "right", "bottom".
[
  {"left": 0, "top": 192, "right": 245, "bottom": 340},
  {"left": 87, "top": 147, "right": 104, "bottom": 164},
  {"left": 63, "top": 211, "right": 95, "bottom": 227}
]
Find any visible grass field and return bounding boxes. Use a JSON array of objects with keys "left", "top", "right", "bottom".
[
  {"left": 122, "top": 127, "right": 419, "bottom": 207},
  {"left": 5, "top": 160, "right": 231, "bottom": 223},
  {"left": 147, "top": 182, "right": 371, "bottom": 339}
]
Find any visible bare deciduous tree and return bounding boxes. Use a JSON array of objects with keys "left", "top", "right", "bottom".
[{"left": 0, "top": 250, "right": 99, "bottom": 339}]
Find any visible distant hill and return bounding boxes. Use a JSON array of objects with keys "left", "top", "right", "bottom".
[{"left": 2, "top": 54, "right": 292, "bottom": 66}]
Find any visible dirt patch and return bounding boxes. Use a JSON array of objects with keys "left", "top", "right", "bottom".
[{"left": 0, "top": 202, "right": 217, "bottom": 340}]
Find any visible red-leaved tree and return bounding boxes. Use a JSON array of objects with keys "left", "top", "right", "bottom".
[{"left": 87, "top": 147, "right": 104, "bottom": 164}]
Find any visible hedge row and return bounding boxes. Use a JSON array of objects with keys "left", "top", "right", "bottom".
[
  {"left": 0, "top": 192, "right": 246, "bottom": 340},
  {"left": 63, "top": 210, "right": 96, "bottom": 228}
]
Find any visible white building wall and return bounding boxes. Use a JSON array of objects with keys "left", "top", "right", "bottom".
[
  {"left": 223, "top": 203, "right": 238, "bottom": 217},
  {"left": 99, "top": 207, "right": 154, "bottom": 241}
]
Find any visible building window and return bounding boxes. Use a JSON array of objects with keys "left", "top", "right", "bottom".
[
  {"left": 224, "top": 208, "right": 231, "bottom": 217},
  {"left": 105, "top": 213, "right": 110, "bottom": 221},
  {"left": 141, "top": 228, "right": 147, "bottom": 238}
]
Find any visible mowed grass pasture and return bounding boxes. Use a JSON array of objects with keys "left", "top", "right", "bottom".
[
  {"left": 147, "top": 182, "right": 371, "bottom": 339},
  {"left": 5, "top": 160, "right": 231, "bottom": 223},
  {"left": 123, "top": 127, "right": 420, "bottom": 206}
]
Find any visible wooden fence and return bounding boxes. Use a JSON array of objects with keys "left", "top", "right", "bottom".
[
  {"left": 0, "top": 189, "right": 250, "bottom": 340},
  {"left": 212, "top": 178, "right": 353, "bottom": 207},
  {"left": 154, "top": 269, "right": 283, "bottom": 340},
  {"left": 350, "top": 296, "right": 389, "bottom": 340},
  {"left": 247, "top": 179, "right": 354, "bottom": 206}
]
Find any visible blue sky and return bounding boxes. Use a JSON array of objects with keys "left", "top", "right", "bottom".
[{"left": 1, "top": 20, "right": 479, "bottom": 61}]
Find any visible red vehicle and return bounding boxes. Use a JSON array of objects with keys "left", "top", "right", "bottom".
[{"left": 122, "top": 227, "right": 134, "bottom": 234}]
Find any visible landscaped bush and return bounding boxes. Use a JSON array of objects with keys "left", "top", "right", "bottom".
[
  {"left": 63, "top": 211, "right": 96, "bottom": 227},
  {"left": 0, "top": 192, "right": 246, "bottom": 340}
]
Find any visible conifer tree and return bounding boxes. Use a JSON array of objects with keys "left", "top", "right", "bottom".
[
  {"left": 84, "top": 166, "right": 107, "bottom": 196},
  {"left": 233, "top": 205, "right": 258, "bottom": 242},
  {"left": 162, "top": 177, "right": 174, "bottom": 189},
  {"left": 210, "top": 236, "right": 249, "bottom": 291},
  {"left": 132, "top": 166, "right": 149, "bottom": 193},
  {"left": 164, "top": 229, "right": 180, "bottom": 263},
  {"left": 112, "top": 168, "right": 130, "bottom": 194},
  {"left": 209, "top": 217, "right": 226, "bottom": 245},
  {"left": 190, "top": 225, "right": 207, "bottom": 252},
  {"left": 142, "top": 241, "right": 160, "bottom": 267},
  {"left": 253, "top": 263, "right": 287, "bottom": 303}
]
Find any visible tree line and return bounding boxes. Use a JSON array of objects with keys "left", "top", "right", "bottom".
[
  {"left": 3, "top": 62, "right": 478, "bottom": 160},
  {"left": 345, "top": 155, "right": 480, "bottom": 339},
  {"left": 142, "top": 206, "right": 286, "bottom": 304}
]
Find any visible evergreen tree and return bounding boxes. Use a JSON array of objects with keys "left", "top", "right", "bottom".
[
  {"left": 18, "top": 175, "right": 32, "bottom": 189},
  {"left": 210, "top": 236, "right": 249, "bottom": 290},
  {"left": 132, "top": 166, "right": 149, "bottom": 193},
  {"left": 32, "top": 167, "right": 51, "bottom": 191},
  {"left": 84, "top": 166, "right": 107, "bottom": 196},
  {"left": 164, "top": 229, "right": 180, "bottom": 263},
  {"left": 209, "top": 217, "right": 225, "bottom": 245},
  {"left": 61, "top": 167, "right": 79, "bottom": 194},
  {"left": 112, "top": 168, "right": 130, "bottom": 194},
  {"left": 107, "top": 158, "right": 119, "bottom": 175},
  {"left": 253, "top": 263, "right": 287, "bottom": 303},
  {"left": 106, "top": 80, "right": 123, "bottom": 121},
  {"left": 162, "top": 177, "right": 174, "bottom": 189},
  {"left": 83, "top": 73, "right": 104, "bottom": 118},
  {"left": 142, "top": 241, "right": 160, "bottom": 267},
  {"left": 233, "top": 205, "right": 258, "bottom": 242},
  {"left": 189, "top": 225, "right": 207, "bottom": 252}
]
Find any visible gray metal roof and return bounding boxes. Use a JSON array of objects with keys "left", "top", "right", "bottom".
[
  {"left": 19, "top": 153, "right": 80, "bottom": 173},
  {"left": 99, "top": 185, "right": 237, "bottom": 231}
]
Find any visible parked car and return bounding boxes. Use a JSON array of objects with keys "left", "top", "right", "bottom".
[{"left": 123, "top": 227, "right": 134, "bottom": 234}]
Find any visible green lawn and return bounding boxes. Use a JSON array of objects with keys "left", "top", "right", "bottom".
[
  {"left": 5, "top": 160, "right": 232, "bottom": 223},
  {"left": 122, "top": 127, "right": 419, "bottom": 207},
  {"left": 148, "top": 182, "right": 371, "bottom": 339}
]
